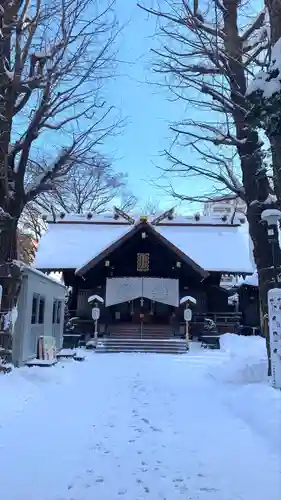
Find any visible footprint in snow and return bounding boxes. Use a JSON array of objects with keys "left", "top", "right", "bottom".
[
  {"left": 118, "top": 488, "right": 128, "bottom": 495},
  {"left": 150, "top": 426, "right": 162, "bottom": 432},
  {"left": 95, "top": 477, "right": 104, "bottom": 483},
  {"left": 200, "top": 487, "right": 219, "bottom": 492},
  {"left": 141, "top": 418, "right": 150, "bottom": 425},
  {"left": 134, "top": 427, "right": 144, "bottom": 434}
]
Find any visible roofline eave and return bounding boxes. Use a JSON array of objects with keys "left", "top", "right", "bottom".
[{"left": 75, "top": 222, "right": 209, "bottom": 280}]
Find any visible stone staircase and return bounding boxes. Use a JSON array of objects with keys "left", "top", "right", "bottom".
[
  {"left": 108, "top": 323, "right": 174, "bottom": 339},
  {"left": 96, "top": 338, "right": 187, "bottom": 354},
  {"left": 97, "top": 324, "right": 187, "bottom": 354}
]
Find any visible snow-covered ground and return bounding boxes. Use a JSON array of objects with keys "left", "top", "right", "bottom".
[{"left": 0, "top": 337, "right": 281, "bottom": 500}]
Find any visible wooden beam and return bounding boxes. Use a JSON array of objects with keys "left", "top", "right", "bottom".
[
  {"left": 113, "top": 206, "right": 135, "bottom": 225},
  {"left": 151, "top": 207, "right": 175, "bottom": 225}
]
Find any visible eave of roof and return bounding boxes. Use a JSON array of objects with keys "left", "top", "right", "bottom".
[{"left": 75, "top": 222, "right": 209, "bottom": 280}]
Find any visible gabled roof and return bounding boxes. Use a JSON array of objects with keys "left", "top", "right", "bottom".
[
  {"left": 34, "top": 213, "right": 254, "bottom": 274},
  {"left": 75, "top": 222, "right": 209, "bottom": 279}
]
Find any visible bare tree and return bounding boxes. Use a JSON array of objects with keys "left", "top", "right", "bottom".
[
  {"left": 0, "top": 0, "right": 121, "bottom": 311},
  {"left": 138, "top": 0, "right": 281, "bottom": 370},
  {"left": 20, "top": 202, "right": 46, "bottom": 242},
  {"left": 118, "top": 192, "right": 138, "bottom": 213},
  {"left": 32, "top": 154, "right": 136, "bottom": 215},
  {"left": 17, "top": 230, "right": 37, "bottom": 264}
]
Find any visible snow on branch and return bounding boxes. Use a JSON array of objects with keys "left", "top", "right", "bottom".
[
  {"left": 241, "top": 9, "right": 266, "bottom": 42},
  {"left": 247, "top": 38, "right": 281, "bottom": 99},
  {"left": 136, "top": 0, "right": 268, "bottom": 206},
  {"left": 1, "top": 0, "right": 121, "bottom": 214},
  {"left": 247, "top": 37, "right": 281, "bottom": 133}
]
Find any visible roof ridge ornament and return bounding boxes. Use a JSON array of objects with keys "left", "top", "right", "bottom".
[
  {"left": 151, "top": 207, "right": 175, "bottom": 225},
  {"left": 113, "top": 206, "right": 135, "bottom": 225}
]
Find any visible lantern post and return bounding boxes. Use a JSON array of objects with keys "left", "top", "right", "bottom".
[
  {"left": 180, "top": 296, "right": 197, "bottom": 351},
  {"left": 87, "top": 294, "right": 104, "bottom": 347}
]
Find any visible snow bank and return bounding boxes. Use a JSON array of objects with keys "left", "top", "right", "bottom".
[
  {"left": 209, "top": 334, "right": 281, "bottom": 453},
  {"left": 211, "top": 333, "right": 268, "bottom": 384},
  {"left": 219, "top": 332, "right": 265, "bottom": 358},
  {"left": 0, "top": 361, "right": 85, "bottom": 425},
  {"left": 224, "top": 381, "right": 281, "bottom": 453}
]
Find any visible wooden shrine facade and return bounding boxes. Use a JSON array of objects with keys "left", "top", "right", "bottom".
[{"left": 63, "top": 220, "right": 238, "bottom": 336}]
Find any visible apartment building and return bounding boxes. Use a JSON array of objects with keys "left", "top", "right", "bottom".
[{"left": 203, "top": 195, "right": 246, "bottom": 217}]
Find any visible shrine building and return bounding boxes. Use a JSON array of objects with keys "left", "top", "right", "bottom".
[{"left": 34, "top": 208, "right": 254, "bottom": 339}]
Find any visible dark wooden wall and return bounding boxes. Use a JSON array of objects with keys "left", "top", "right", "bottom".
[
  {"left": 64, "top": 228, "right": 231, "bottom": 324},
  {"left": 239, "top": 285, "right": 260, "bottom": 327}
]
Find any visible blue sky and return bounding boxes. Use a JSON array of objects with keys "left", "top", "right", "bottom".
[
  {"left": 104, "top": 2, "right": 206, "bottom": 210},
  {"left": 103, "top": 1, "right": 265, "bottom": 211}
]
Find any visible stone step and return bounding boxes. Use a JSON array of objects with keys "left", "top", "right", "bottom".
[
  {"left": 102, "top": 338, "right": 185, "bottom": 344},
  {"left": 97, "top": 348, "right": 187, "bottom": 354},
  {"left": 109, "top": 333, "right": 173, "bottom": 339},
  {"left": 109, "top": 326, "right": 174, "bottom": 337},
  {"left": 100, "top": 349, "right": 186, "bottom": 354},
  {"left": 108, "top": 324, "right": 172, "bottom": 330},
  {"left": 96, "top": 338, "right": 187, "bottom": 354}
]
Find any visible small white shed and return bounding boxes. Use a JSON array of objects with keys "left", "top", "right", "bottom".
[{"left": 12, "top": 266, "right": 65, "bottom": 366}]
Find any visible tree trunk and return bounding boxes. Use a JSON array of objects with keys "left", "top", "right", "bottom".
[
  {"left": 266, "top": 0, "right": 281, "bottom": 44},
  {"left": 270, "top": 135, "right": 281, "bottom": 206},
  {"left": 265, "top": 1, "right": 281, "bottom": 206},
  {"left": 223, "top": 0, "right": 281, "bottom": 375},
  {"left": 247, "top": 202, "right": 281, "bottom": 374},
  {"left": 0, "top": 215, "right": 21, "bottom": 313}
]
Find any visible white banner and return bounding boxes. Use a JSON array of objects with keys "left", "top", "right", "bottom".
[
  {"left": 106, "top": 278, "right": 142, "bottom": 306},
  {"left": 268, "top": 288, "right": 281, "bottom": 390},
  {"left": 105, "top": 277, "right": 179, "bottom": 307},
  {"left": 143, "top": 278, "right": 179, "bottom": 307}
]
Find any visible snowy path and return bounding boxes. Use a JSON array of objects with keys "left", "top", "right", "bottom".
[{"left": 0, "top": 352, "right": 280, "bottom": 500}]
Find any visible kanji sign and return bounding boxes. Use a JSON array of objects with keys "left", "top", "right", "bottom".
[{"left": 268, "top": 288, "right": 281, "bottom": 389}]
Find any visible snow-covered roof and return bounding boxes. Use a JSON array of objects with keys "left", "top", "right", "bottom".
[
  {"left": 153, "top": 224, "right": 253, "bottom": 274},
  {"left": 34, "top": 223, "right": 132, "bottom": 270},
  {"left": 237, "top": 271, "right": 259, "bottom": 288},
  {"left": 21, "top": 263, "right": 65, "bottom": 287},
  {"left": 34, "top": 213, "right": 254, "bottom": 274},
  {"left": 44, "top": 212, "right": 246, "bottom": 226}
]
